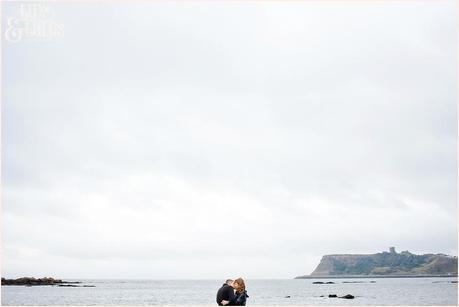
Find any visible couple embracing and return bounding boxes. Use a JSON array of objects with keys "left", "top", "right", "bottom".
[{"left": 216, "top": 278, "right": 249, "bottom": 306}]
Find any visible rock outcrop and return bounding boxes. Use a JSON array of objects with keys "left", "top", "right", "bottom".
[
  {"left": 1, "top": 277, "right": 82, "bottom": 286},
  {"left": 340, "top": 294, "right": 355, "bottom": 299},
  {"left": 296, "top": 248, "right": 458, "bottom": 278}
]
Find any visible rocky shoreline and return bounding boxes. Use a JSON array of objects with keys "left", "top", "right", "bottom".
[{"left": 1, "top": 277, "right": 93, "bottom": 287}]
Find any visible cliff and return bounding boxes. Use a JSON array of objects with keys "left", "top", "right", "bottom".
[{"left": 296, "top": 248, "right": 458, "bottom": 278}]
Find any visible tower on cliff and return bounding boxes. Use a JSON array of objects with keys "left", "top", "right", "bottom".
[{"left": 389, "top": 247, "right": 396, "bottom": 254}]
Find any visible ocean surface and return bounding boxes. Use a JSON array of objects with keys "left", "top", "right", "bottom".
[{"left": 2, "top": 277, "right": 458, "bottom": 306}]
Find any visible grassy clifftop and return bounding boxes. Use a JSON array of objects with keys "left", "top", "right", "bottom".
[{"left": 304, "top": 248, "right": 457, "bottom": 277}]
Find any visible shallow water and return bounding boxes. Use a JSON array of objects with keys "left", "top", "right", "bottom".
[{"left": 2, "top": 277, "right": 458, "bottom": 305}]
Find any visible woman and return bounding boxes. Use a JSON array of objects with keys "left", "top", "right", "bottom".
[
  {"left": 221, "top": 278, "right": 249, "bottom": 306},
  {"left": 233, "top": 278, "right": 249, "bottom": 306}
]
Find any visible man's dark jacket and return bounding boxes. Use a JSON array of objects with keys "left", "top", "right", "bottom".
[{"left": 216, "top": 283, "right": 236, "bottom": 306}]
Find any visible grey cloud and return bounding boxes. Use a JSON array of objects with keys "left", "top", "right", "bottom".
[{"left": 2, "top": 1, "right": 456, "bottom": 278}]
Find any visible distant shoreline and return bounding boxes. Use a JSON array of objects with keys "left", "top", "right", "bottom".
[{"left": 294, "top": 274, "right": 458, "bottom": 279}]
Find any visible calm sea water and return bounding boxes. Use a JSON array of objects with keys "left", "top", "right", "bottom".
[{"left": 2, "top": 278, "right": 457, "bottom": 305}]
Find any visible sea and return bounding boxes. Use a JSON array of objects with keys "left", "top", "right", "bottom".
[{"left": 1, "top": 277, "right": 458, "bottom": 306}]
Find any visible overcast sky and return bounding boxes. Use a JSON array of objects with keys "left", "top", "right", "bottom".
[{"left": 2, "top": 1, "right": 457, "bottom": 279}]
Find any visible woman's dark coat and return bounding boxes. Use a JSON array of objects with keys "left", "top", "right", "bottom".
[{"left": 233, "top": 290, "right": 249, "bottom": 306}]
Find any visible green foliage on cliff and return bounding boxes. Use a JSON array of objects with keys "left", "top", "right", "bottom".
[{"left": 309, "top": 249, "right": 458, "bottom": 276}]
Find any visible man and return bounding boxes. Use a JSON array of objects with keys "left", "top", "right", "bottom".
[{"left": 216, "top": 279, "right": 236, "bottom": 306}]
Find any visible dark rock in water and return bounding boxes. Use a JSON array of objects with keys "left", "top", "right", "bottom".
[
  {"left": 313, "top": 281, "right": 334, "bottom": 284},
  {"left": 319, "top": 295, "right": 324, "bottom": 297},
  {"left": 58, "top": 284, "right": 95, "bottom": 288},
  {"left": 2, "top": 277, "right": 62, "bottom": 286},
  {"left": 340, "top": 294, "right": 355, "bottom": 299},
  {"left": 328, "top": 294, "right": 337, "bottom": 298},
  {"left": 284, "top": 296, "right": 291, "bottom": 298},
  {"left": 2, "top": 277, "right": 80, "bottom": 286},
  {"left": 452, "top": 281, "right": 458, "bottom": 283},
  {"left": 370, "top": 281, "right": 376, "bottom": 283}
]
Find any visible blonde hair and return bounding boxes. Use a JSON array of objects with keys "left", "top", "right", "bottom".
[{"left": 233, "top": 278, "right": 246, "bottom": 293}]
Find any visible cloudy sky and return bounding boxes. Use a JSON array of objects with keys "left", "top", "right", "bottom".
[{"left": 2, "top": 1, "right": 457, "bottom": 279}]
